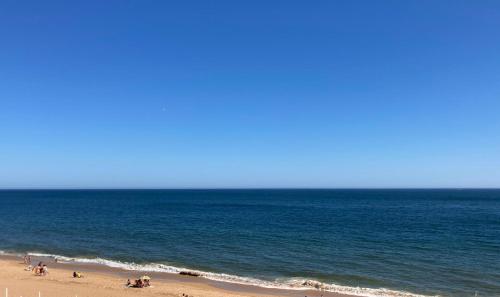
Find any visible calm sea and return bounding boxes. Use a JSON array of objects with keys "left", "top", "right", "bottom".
[{"left": 0, "top": 190, "right": 499, "bottom": 297}]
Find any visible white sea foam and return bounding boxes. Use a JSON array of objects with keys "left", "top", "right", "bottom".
[{"left": 20, "top": 252, "right": 436, "bottom": 297}]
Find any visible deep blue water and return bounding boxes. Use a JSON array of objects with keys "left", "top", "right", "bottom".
[{"left": 0, "top": 190, "right": 499, "bottom": 297}]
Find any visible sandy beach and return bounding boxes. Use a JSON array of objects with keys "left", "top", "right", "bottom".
[{"left": 0, "top": 256, "right": 349, "bottom": 297}]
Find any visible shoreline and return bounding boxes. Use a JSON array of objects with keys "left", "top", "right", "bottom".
[
  {"left": 0, "top": 254, "right": 351, "bottom": 297},
  {"left": 0, "top": 252, "right": 435, "bottom": 297},
  {"left": 0, "top": 251, "right": 436, "bottom": 297}
]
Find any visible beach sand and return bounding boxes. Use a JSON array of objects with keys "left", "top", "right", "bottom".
[{"left": 0, "top": 256, "right": 350, "bottom": 297}]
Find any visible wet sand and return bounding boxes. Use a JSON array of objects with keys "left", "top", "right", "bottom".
[{"left": 0, "top": 255, "right": 350, "bottom": 297}]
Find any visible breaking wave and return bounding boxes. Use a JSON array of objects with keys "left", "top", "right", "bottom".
[{"left": 4, "top": 251, "right": 437, "bottom": 297}]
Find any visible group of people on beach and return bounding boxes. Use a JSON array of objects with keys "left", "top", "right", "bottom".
[
  {"left": 22, "top": 254, "right": 153, "bottom": 289},
  {"left": 23, "top": 254, "right": 49, "bottom": 276},
  {"left": 126, "top": 276, "right": 151, "bottom": 288},
  {"left": 32, "top": 261, "right": 49, "bottom": 276}
]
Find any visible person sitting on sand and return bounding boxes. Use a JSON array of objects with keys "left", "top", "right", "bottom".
[
  {"left": 134, "top": 279, "right": 144, "bottom": 288},
  {"left": 32, "top": 262, "right": 43, "bottom": 275},
  {"left": 41, "top": 264, "right": 48, "bottom": 276},
  {"left": 73, "top": 271, "right": 83, "bottom": 278},
  {"left": 126, "top": 279, "right": 132, "bottom": 287}
]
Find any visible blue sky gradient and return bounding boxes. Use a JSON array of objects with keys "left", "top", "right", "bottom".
[{"left": 1, "top": 0, "right": 499, "bottom": 188}]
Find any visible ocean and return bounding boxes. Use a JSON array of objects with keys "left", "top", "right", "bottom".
[{"left": 0, "top": 189, "right": 498, "bottom": 297}]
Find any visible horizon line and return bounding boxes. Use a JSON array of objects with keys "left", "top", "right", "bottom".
[{"left": 0, "top": 187, "right": 499, "bottom": 191}]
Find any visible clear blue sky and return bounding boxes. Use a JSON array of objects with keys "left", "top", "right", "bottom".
[{"left": 1, "top": 0, "right": 499, "bottom": 188}]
